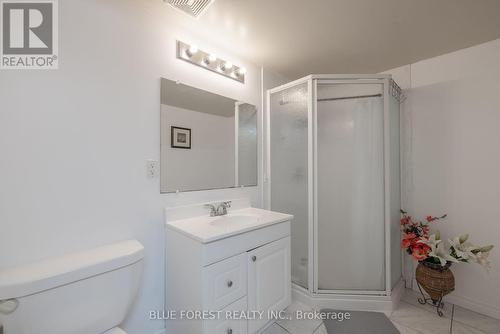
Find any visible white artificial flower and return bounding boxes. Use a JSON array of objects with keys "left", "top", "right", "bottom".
[
  {"left": 449, "top": 237, "right": 478, "bottom": 262},
  {"left": 427, "top": 235, "right": 458, "bottom": 266}
]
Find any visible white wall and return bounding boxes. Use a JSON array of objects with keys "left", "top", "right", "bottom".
[
  {"left": 0, "top": 1, "right": 264, "bottom": 333},
  {"left": 384, "top": 38, "right": 500, "bottom": 319},
  {"left": 161, "top": 104, "right": 235, "bottom": 192}
]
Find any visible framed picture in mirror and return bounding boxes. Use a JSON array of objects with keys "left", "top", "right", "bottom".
[{"left": 171, "top": 126, "right": 191, "bottom": 149}]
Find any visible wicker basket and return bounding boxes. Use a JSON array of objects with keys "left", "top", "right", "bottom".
[{"left": 416, "top": 261, "right": 455, "bottom": 302}]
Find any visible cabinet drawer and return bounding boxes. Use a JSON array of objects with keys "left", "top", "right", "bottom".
[
  {"left": 203, "top": 253, "right": 247, "bottom": 310},
  {"left": 204, "top": 297, "right": 248, "bottom": 334}
]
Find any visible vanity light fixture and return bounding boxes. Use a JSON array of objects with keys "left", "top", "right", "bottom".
[{"left": 176, "top": 40, "right": 245, "bottom": 83}]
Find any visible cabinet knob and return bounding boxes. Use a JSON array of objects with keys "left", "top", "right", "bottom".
[
  {"left": 227, "top": 280, "right": 233, "bottom": 288},
  {"left": 251, "top": 255, "right": 257, "bottom": 262},
  {"left": 227, "top": 329, "right": 233, "bottom": 334}
]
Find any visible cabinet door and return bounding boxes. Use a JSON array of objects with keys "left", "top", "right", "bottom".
[{"left": 247, "top": 237, "right": 291, "bottom": 333}]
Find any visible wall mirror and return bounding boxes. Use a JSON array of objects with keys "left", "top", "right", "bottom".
[{"left": 160, "top": 78, "right": 258, "bottom": 193}]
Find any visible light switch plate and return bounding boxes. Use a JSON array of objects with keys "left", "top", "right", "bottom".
[{"left": 146, "top": 159, "right": 159, "bottom": 178}]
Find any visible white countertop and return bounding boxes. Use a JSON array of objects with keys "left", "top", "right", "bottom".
[{"left": 166, "top": 207, "right": 293, "bottom": 244}]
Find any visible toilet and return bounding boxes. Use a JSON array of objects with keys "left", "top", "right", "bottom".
[{"left": 0, "top": 240, "right": 144, "bottom": 334}]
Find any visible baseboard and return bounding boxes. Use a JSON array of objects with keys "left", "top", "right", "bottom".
[{"left": 411, "top": 278, "right": 500, "bottom": 320}]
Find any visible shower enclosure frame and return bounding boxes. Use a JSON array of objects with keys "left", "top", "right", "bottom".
[{"left": 265, "top": 74, "right": 403, "bottom": 310}]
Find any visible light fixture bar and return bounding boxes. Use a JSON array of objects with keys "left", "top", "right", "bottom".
[{"left": 176, "top": 40, "right": 246, "bottom": 84}]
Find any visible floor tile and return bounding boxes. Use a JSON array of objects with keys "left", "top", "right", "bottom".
[
  {"left": 277, "top": 301, "right": 323, "bottom": 334},
  {"left": 390, "top": 301, "right": 452, "bottom": 334},
  {"left": 391, "top": 320, "right": 425, "bottom": 334},
  {"left": 451, "top": 321, "right": 487, "bottom": 334},
  {"left": 401, "top": 288, "right": 453, "bottom": 319},
  {"left": 261, "top": 322, "right": 290, "bottom": 334},
  {"left": 312, "top": 323, "right": 327, "bottom": 334},
  {"left": 452, "top": 305, "right": 500, "bottom": 334},
  {"left": 278, "top": 292, "right": 498, "bottom": 334}
]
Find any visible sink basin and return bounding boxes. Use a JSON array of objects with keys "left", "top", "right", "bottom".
[
  {"left": 210, "top": 214, "right": 259, "bottom": 228},
  {"left": 166, "top": 202, "right": 294, "bottom": 243}
]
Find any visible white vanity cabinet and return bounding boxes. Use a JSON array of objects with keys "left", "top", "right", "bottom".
[{"left": 165, "top": 201, "right": 292, "bottom": 334}]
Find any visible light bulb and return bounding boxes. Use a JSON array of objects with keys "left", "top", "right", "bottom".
[
  {"left": 186, "top": 44, "right": 198, "bottom": 57},
  {"left": 237, "top": 67, "right": 247, "bottom": 76},
  {"left": 222, "top": 61, "right": 233, "bottom": 71},
  {"left": 189, "top": 45, "right": 198, "bottom": 54},
  {"left": 204, "top": 54, "right": 217, "bottom": 65}
]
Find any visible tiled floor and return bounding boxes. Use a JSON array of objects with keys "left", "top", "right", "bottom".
[{"left": 261, "top": 289, "right": 500, "bottom": 334}]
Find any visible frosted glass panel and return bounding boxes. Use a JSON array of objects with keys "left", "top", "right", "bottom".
[
  {"left": 270, "top": 83, "right": 309, "bottom": 289},
  {"left": 390, "top": 95, "right": 402, "bottom": 288},
  {"left": 316, "top": 83, "right": 385, "bottom": 291}
]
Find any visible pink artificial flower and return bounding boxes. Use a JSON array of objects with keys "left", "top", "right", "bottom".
[
  {"left": 411, "top": 243, "right": 431, "bottom": 261},
  {"left": 400, "top": 216, "right": 411, "bottom": 226},
  {"left": 401, "top": 233, "right": 417, "bottom": 249}
]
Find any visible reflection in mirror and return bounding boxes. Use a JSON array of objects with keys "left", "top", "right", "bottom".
[{"left": 160, "top": 78, "right": 258, "bottom": 193}]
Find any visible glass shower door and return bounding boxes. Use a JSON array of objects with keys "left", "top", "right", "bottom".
[
  {"left": 269, "top": 82, "right": 309, "bottom": 289},
  {"left": 315, "top": 82, "right": 386, "bottom": 292}
]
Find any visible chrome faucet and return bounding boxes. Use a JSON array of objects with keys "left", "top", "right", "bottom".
[{"left": 204, "top": 201, "right": 232, "bottom": 217}]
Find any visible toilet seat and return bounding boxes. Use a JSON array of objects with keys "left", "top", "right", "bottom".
[{"left": 102, "top": 327, "right": 127, "bottom": 334}]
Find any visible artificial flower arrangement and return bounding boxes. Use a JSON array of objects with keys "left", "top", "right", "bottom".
[{"left": 400, "top": 210, "right": 494, "bottom": 269}]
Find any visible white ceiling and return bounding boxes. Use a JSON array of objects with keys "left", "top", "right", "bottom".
[{"left": 177, "top": 0, "right": 500, "bottom": 79}]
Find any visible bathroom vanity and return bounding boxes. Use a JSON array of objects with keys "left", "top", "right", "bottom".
[{"left": 165, "top": 199, "right": 292, "bottom": 334}]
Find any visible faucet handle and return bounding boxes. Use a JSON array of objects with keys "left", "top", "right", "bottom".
[
  {"left": 204, "top": 203, "right": 217, "bottom": 216},
  {"left": 216, "top": 201, "right": 232, "bottom": 216}
]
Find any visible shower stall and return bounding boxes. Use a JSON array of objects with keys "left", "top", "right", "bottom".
[{"left": 266, "top": 75, "right": 403, "bottom": 310}]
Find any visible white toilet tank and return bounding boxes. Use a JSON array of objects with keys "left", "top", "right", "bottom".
[{"left": 0, "top": 240, "right": 144, "bottom": 334}]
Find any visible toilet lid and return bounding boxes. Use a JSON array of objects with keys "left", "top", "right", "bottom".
[{"left": 102, "top": 328, "right": 127, "bottom": 334}]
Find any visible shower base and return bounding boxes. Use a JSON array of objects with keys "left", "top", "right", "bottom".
[{"left": 291, "top": 279, "right": 405, "bottom": 313}]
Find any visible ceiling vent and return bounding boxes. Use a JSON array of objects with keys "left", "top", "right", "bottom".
[{"left": 165, "top": 0, "right": 215, "bottom": 18}]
